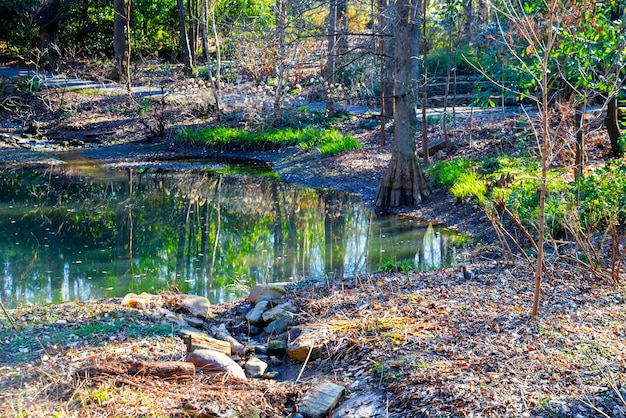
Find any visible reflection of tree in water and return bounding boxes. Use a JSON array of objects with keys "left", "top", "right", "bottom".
[
  {"left": 324, "top": 191, "right": 347, "bottom": 280},
  {"left": 0, "top": 166, "right": 466, "bottom": 307}
]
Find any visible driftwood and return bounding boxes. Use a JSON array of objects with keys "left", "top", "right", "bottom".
[
  {"left": 179, "top": 327, "right": 231, "bottom": 355},
  {"left": 77, "top": 361, "right": 195, "bottom": 381}
]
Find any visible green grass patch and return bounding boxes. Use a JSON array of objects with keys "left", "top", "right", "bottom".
[
  {"left": 176, "top": 126, "right": 361, "bottom": 156},
  {"left": 377, "top": 259, "right": 415, "bottom": 274}
]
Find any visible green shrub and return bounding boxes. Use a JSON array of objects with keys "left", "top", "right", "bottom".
[{"left": 579, "top": 159, "right": 626, "bottom": 229}]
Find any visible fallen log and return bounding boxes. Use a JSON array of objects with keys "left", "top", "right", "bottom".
[{"left": 77, "top": 361, "right": 195, "bottom": 381}]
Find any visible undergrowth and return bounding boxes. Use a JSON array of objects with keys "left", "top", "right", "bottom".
[
  {"left": 429, "top": 156, "right": 626, "bottom": 282},
  {"left": 176, "top": 126, "right": 361, "bottom": 156}
]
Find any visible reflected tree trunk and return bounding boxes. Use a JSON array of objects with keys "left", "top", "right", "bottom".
[
  {"left": 209, "top": 176, "right": 222, "bottom": 280},
  {"left": 175, "top": 199, "right": 191, "bottom": 287},
  {"left": 284, "top": 190, "right": 298, "bottom": 280},
  {"left": 324, "top": 192, "right": 346, "bottom": 279},
  {"left": 272, "top": 181, "right": 284, "bottom": 280}
]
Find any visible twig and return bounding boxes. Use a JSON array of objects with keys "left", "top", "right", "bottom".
[
  {"left": 296, "top": 346, "right": 313, "bottom": 383},
  {"left": 1, "top": 300, "right": 19, "bottom": 331}
]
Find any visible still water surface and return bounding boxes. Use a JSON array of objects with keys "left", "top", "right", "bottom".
[{"left": 0, "top": 159, "right": 466, "bottom": 308}]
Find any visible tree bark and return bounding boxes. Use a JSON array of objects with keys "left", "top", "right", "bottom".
[
  {"left": 605, "top": 96, "right": 623, "bottom": 157},
  {"left": 78, "top": 361, "right": 196, "bottom": 380},
  {"left": 113, "top": 0, "right": 126, "bottom": 81},
  {"left": 375, "top": 0, "right": 430, "bottom": 208},
  {"left": 463, "top": 0, "right": 473, "bottom": 42},
  {"left": 381, "top": 0, "right": 394, "bottom": 123},
  {"left": 177, "top": 0, "right": 193, "bottom": 71}
]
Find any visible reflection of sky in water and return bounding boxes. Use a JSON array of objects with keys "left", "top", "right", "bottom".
[{"left": 0, "top": 164, "right": 466, "bottom": 308}]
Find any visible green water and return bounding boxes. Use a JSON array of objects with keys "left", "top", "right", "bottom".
[{"left": 0, "top": 160, "right": 467, "bottom": 308}]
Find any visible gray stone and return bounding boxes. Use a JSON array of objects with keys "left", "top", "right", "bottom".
[
  {"left": 265, "top": 315, "right": 292, "bottom": 335},
  {"left": 298, "top": 382, "right": 345, "bottom": 418},
  {"left": 262, "top": 302, "right": 297, "bottom": 323},
  {"left": 333, "top": 390, "right": 388, "bottom": 417},
  {"left": 244, "top": 356, "right": 268, "bottom": 378},
  {"left": 253, "top": 344, "right": 268, "bottom": 355},
  {"left": 245, "top": 300, "right": 269, "bottom": 325},
  {"left": 185, "top": 349, "right": 246, "bottom": 380},
  {"left": 178, "top": 294, "right": 211, "bottom": 319},
  {"left": 183, "top": 316, "right": 205, "bottom": 328}
]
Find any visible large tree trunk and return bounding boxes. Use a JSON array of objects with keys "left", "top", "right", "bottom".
[
  {"left": 113, "top": 0, "right": 126, "bottom": 81},
  {"left": 379, "top": 0, "right": 394, "bottom": 143},
  {"left": 375, "top": 0, "right": 430, "bottom": 208},
  {"left": 463, "top": 0, "right": 473, "bottom": 42},
  {"left": 177, "top": 0, "right": 193, "bottom": 71}
]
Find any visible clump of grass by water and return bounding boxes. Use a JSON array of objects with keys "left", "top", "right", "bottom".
[
  {"left": 377, "top": 259, "right": 415, "bottom": 274},
  {"left": 176, "top": 126, "right": 361, "bottom": 156}
]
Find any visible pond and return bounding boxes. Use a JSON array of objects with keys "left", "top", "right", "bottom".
[{"left": 0, "top": 157, "right": 468, "bottom": 308}]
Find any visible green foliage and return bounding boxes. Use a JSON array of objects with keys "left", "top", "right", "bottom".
[
  {"left": 432, "top": 156, "right": 569, "bottom": 232},
  {"left": 17, "top": 76, "right": 41, "bottom": 95},
  {"left": 450, "top": 171, "right": 486, "bottom": 202},
  {"left": 176, "top": 126, "right": 361, "bottom": 155},
  {"left": 578, "top": 159, "right": 626, "bottom": 231},
  {"left": 428, "top": 158, "right": 476, "bottom": 189},
  {"left": 377, "top": 259, "right": 415, "bottom": 274}
]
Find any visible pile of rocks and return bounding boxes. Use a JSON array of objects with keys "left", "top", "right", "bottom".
[{"left": 121, "top": 286, "right": 350, "bottom": 418}]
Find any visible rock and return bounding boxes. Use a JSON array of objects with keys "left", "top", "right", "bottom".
[
  {"left": 244, "top": 356, "right": 268, "bottom": 378},
  {"left": 262, "top": 371, "right": 279, "bottom": 379},
  {"left": 245, "top": 300, "right": 269, "bottom": 325},
  {"left": 288, "top": 326, "right": 328, "bottom": 362},
  {"left": 246, "top": 325, "right": 261, "bottom": 336},
  {"left": 247, "top": 284, "right": 286, "bottom": 305},
  {"left": 121, "top": 292, "right": 159, "bottom": 309},
  {"left": 185, "top": 349, "right": 246, "bottom": 380},
  {"left": 297, "top": 382, "right": 345, "bottom": 418},
  {"left": 183, "top": 316, "right": 205, "bottom": 328},
  {"left": 178, "top": 328, "right": 231, "bottom": 355},
  {"left": 253, "top": 344, "right": 268, "bottom": 355},
  {"left": 333, "top": 390, "right": 388, "bottom": 417},
  {"left": 265, "top": 315, "right": 292, "bottom": 335},
  {"left": 177, "top": 294, "right": 211, "bottom": 319},
  {"left": 267, "top": 340, "right": 288, "bottom": 355},
  {"left": 262, "top": 302, "right": 297, "bottom": 323}
]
